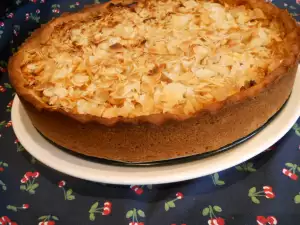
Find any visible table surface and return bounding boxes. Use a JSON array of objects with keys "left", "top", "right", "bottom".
[{"left": 0, "top": 0, "right": 300, "bottom": 224}]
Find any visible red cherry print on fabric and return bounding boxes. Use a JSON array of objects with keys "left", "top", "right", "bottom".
[
  {"left": 0, "top": 86, "right": 6, "bottom": 92},
  {"left": 38, "top": 222, "right": 55, "bottom": 225},
  {"left": 0, "top": 216, "right": 18, "bottom": 225},
  {"left": 103, "top": 202, "right": 112, "bottom": 215},
  {"left": 104, "top": 201, "right": 112, "bottom": 208},
  {"left": 208, "top": 218, "right": 225, "bottom": 225},
  {"left": 130, "top": 185, "right": 152, "bottom": 195},
  {"left": 257, "top": 216, "right": 278, "bottom": 225},
  {"left": 0, "top": 216, "right": 11, "bottom": 224},
  {"left": 267, "top": 216, "right": 278, "bottom": 225},
  {"left": 257, "top": 216, "right": 268, "bottom": 225},
  {"left": 5, "top": 121, "right": 12, "bottom": 128},
  {"left": 20, "top": 171, "right": 40, "bottom": 194},
  {"left": 32, "top": 172, "right": 40, "bottom": 178},
  {"left": 7, "top": 13, "right": 14, "bottom": 19},
  {"left": 58, "top": 180, "right": 66, "bottom": 188},
  {"left": 130, "top": 185, "right": 143, "bottom": 195},
  {"left": 176, "top": 192, "right": 184, "bottom": 199},
  {"left": 263, "top": 186, "right": 275, "bottom": 199},
  {"left": 22, "top": 204, "right": 29, "bottom": 209},
  {"left": 0, "top": 86, "right": 6, "bottom": 93},
  {"left": 282, "top": 162, "right": 300, "bottom": 181}
]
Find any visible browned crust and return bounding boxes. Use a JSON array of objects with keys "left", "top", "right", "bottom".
[
  {"left": 8, "top": 0, "right": 300, "bottom": 126},
  {"left": 21, "top": 64, "right": 297, "bottom": 162}
]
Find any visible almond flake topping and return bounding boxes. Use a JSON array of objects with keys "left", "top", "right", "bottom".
[{"left": 21, "top": 0, "right": 285, "bottom": 118}]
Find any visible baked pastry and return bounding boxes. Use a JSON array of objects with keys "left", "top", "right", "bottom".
[{"left": 9, "top": 0, "right": 300, "bottom": 163}]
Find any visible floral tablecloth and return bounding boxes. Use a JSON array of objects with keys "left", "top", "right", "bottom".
[{"left": 0, "top": 0, "right": 300, "bottom": 224}]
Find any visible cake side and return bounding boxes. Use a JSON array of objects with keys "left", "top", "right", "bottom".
[
  {"left": 21, "top": 64, "right": 297, "bottom": 162},
  {"left": 8, "top": 0, "right": 300, "bottom": 126}
]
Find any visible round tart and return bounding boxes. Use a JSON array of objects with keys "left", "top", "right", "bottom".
[{"left": 9, "top": 0, "right": 300, "bottom": 162}]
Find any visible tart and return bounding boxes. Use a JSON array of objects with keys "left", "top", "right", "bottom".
[{"left": 9, "top": 0, "right": 300, "bottom": 162}]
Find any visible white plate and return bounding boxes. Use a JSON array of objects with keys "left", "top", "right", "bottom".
[{"left": 12, "top": 67, "right": 300, "bottom": 185}]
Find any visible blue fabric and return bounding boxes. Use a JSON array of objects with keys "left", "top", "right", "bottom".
[{"left": 0, "top": 0, "right": 300, "bottom": 224}]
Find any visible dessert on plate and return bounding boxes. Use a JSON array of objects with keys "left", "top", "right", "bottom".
[{"left": 9, "top": 0, "right": 300, "bottom": 162}]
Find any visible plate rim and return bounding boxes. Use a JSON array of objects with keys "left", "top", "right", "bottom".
[{"left": 12, "top": 67, "right": 300, "bottom": 185}]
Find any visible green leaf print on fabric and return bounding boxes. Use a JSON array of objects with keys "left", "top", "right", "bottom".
[
  {"left": 126, "top": 208, "right": 146, "bottom": 224},
  {"left": 202, "top": 207, "right": 210, "bottom": 216},
  {"left": 0, "top": 180, "right": 7, "bottom": 191},
  {"left": 211, "top": 173, "right": 225, "bottom": 186},
  {"left": 251, "top": 197, "right": 260, "bottom": 204},
  {"left": 126, "top": 210, "right": 134, "bottom": 218},
  {"left": 213, "top": 206, "right": 222, "bottom": 212},
  {"left": 293, "top": 123, "right": 300, "bottom": 136},
  {"left": 137, "top": 210, "right": 145, "bottom": 217},
  {"left": 236, "top": 162, "right": 256, "bottom": 172},
  {"left": 294, "top": 193, "right": 300, "bottom": 204}
]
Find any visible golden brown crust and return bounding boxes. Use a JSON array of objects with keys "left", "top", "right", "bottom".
[
  {"left": 8, "top": 0, "right": 300, "bottom": 126},
  {"left": 21, "top": 63, "right": 297, "bottom": 162}
]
